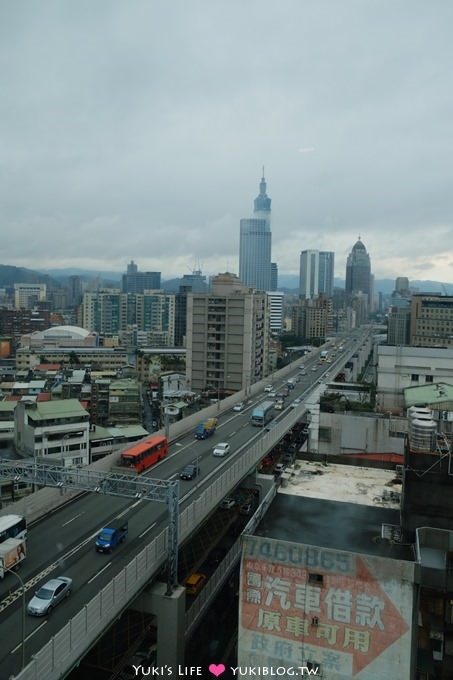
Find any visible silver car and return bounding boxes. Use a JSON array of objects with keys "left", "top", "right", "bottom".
[
  {"left": 27, "top": 576, "right": 72, "bottom": 616},
  {"left": 213, "top": 442, "right": 231, "bottom": 457}
]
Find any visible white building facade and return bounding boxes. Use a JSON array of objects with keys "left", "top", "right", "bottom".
[
  {"left": 377, "top": 345, "right": 453, "bottom": 412},
  {"left": 14, "top": 399, "right": 90, "bottom": 467},
  {"left": 266, "top": 291, "right": 284, "bottom": 333}
]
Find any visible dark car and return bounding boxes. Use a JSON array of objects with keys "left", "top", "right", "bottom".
[
  {"left": 240, "top": 501, "right": 253, "bottom": 515},
  {"left": 179, "top": 463, "right": 200, "bottom": 480}
]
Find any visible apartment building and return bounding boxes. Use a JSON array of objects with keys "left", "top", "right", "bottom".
[
  {"left": 14, "top": 398, "right": 90, "bottom": 467},
  {"left": 186, "top": 272, "right": 269, "bottom": 393},
  {"left": 82, "top": 289, "right": 175, "bottom": 344},
  {"left": 410, "top": 294, "right": 453, "bottom": 348}
]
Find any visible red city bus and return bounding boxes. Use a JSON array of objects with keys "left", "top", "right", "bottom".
[{"left": 119, "top": 435, "right": 168, "bottom": 473}]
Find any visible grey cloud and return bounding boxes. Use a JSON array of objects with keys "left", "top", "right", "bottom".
[{"left": 1, "top": 0, "right": 453, "bottom": 282}]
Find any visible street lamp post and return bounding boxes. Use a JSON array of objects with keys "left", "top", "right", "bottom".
[
  {"left": 5, "top": 566, "right": 26, "bottom": 670},
  {"left": 60, "top": 433, "right": 70, "bottom": 468},
  {"left": 217, "top": 375, "right": 231, "bottom": 412}
]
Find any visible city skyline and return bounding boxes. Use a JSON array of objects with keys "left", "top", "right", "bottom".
[{"left": 2, "top": 2, "right": 453, "bottom": 283}]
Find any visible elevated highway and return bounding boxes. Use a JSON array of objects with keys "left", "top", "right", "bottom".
[{"left": 0, "top": 337, "right": 365, "bottom": 679}]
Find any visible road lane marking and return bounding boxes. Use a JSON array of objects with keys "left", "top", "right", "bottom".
[
  {"left": 11, "top": 622, "right": 48, "bottom": 652},
  {"left": 139, "top": 522, "right": 157, "bottom": 538},
  {"left": 62, "top": 513, "right": 84, "bottom": 527},
  {"left": 88, "top": 562, "right": 111, "bottom": 583}
]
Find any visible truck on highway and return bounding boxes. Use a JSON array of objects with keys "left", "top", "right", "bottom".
[
  {"left": 195, "top": 417, "right": 217, "bottom": 440},
  {"left": 0, "top": 537, "right": 26, "bottom": 578},
  {"left": 251, "top": 401, "right": 275, "bottom": 427},
  {"left": 95, "top": 520, "right": 128, "bottom": 553}
]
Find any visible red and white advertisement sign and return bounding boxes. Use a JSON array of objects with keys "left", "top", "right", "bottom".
[{"left": 239, "top": 537, "right": 414, "bottom": 678}]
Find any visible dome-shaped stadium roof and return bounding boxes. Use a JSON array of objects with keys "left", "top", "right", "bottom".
[{"left": 39, "top": 326, "right": 92, "bottom": 339}]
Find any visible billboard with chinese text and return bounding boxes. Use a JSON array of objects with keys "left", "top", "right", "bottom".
[{"left": 239, "top": 536, "right": 414, "bottom": 679}]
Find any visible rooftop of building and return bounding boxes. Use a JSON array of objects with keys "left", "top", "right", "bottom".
[
  {"left": 0, "top": 401, "right": 17, "bottom": 413},
  {"left": 33, "top": 325, "right": 93, "bottom": 339},
  {"left": 404, "top": 382, "right": 453, "bottom": 407},
  {"left": 89, "top": 424, "right": 148, "bottom": 441},
  {"left": 16, "top": 346, "right": 127, "bottom": 354},
  {"left": 13, "top": 381, "right": 46, "bottom": 389},
  {"left": 254, "top": 462, "right": 413, "bottom": 562},
  {"left": 20, "top": 398, "right": 88, "bottom": 420},
  {"left": 35, "top": 364, "right": 62, "bottom": 371},
  {"left": 109, "top": 378, "right": 140, "bottom": 390}
]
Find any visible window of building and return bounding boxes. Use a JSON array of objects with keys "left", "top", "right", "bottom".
[
  {"left": 308, "top": 573, "right": 324, "bottom": 585},
  {"left": 411, "top": 374, "right": 419, "bottom": 381},
  {"left": 425, "top": 375, "right": 434, "bottom": 383},
  {"left": 318, "top": 427, "right": 331, "bottom": 442}
]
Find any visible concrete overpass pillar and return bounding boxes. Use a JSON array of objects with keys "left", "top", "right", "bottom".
[{"left": 134, "top": 582, "right": 186, "bottom": 667}]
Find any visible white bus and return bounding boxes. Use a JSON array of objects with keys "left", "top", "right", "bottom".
[{"left": 0, "top": 514, "right": 27, "bottom": 544}]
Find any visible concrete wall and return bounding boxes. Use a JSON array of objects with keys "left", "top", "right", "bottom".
[
  {"left": 377, "top": 345, "right": 453, "bottom": 411},
  {"left": 317, "top": 412, "right": 407, "bottom": 458}
]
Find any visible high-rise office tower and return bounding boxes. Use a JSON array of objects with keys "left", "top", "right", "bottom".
[
  {"left": 68, "top": 276, "right": 83, "bottom": 307},
  {"left": 122, "top": 261, "right": 161, "bottom": 294},
  {"left": 14, "top": 283, "right": 47, "bottom": 310},
  {"left": 239, "top": 173, "right": 272, "bottom": 291},
  {"left": 299, "top": 250, "right": 335, "bottom": 299},
  {"left": 345, "top": 237, "right": 372, "bottom": 298}
]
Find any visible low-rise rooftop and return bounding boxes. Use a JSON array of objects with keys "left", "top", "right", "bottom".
[{"left": 254, "top": 462, "right": 413, "bottom": 562}]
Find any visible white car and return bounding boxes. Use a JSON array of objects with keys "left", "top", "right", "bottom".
[
  {"left": 221, "top": 497, "right": 235, "bottom": 509},
  {"left": 264, "top": 384, "right": 273, "bottom": 392},
  {"left": 213, "top": 442, "right": 231, "bottom": 457},
  {"left": 233, "top": 402, "right": 244, "bottom": 412}
]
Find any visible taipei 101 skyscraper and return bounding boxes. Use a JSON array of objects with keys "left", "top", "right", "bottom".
[{"left": 239, "top": 171, "right": 272, "bottom": 291}]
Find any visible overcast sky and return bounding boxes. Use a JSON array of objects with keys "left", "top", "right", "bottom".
[{"left": 2, "top": 1, "right": 453, "bottom": 284}]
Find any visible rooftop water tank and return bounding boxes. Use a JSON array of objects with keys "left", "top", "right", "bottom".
[{"left": 409, "top": 417, "right": 437, "bottom": 452}]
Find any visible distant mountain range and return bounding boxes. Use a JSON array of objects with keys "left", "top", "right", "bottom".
[
  {"left": 0, "top": 265, "right": 451, "bottom": 296},
  {"left": 277, "top": 275, "right": 453, "bottom": 295}
]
